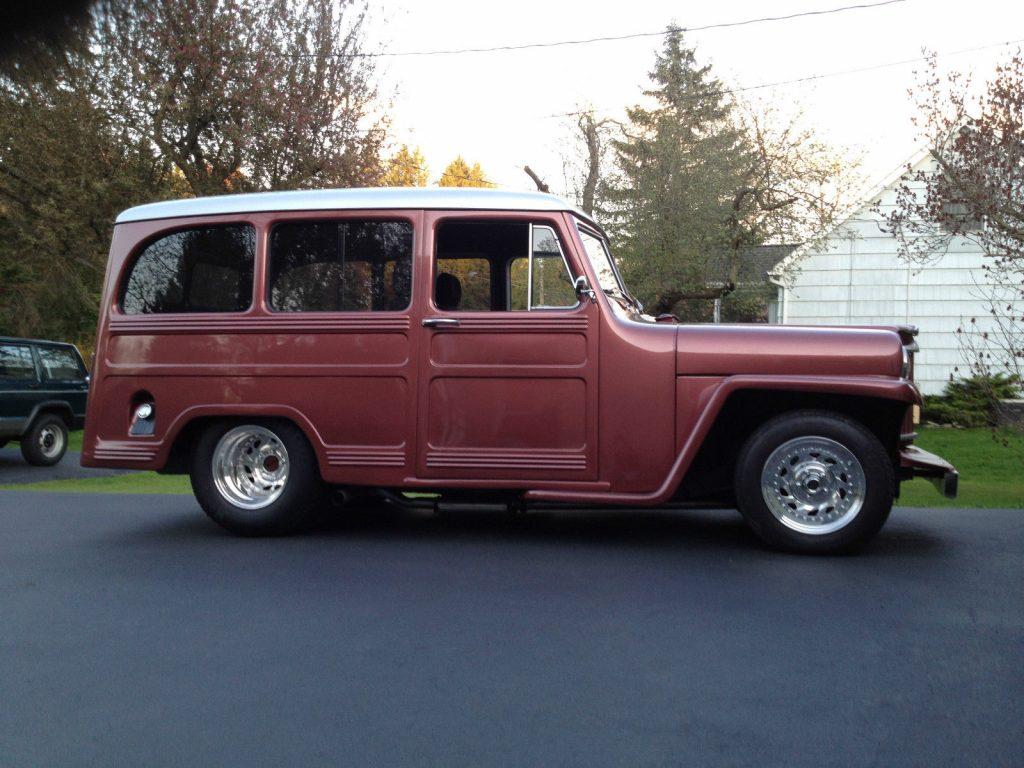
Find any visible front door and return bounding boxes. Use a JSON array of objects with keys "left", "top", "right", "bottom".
[{"left": 416, "top": 212, "right": 599, "bottom": 482}]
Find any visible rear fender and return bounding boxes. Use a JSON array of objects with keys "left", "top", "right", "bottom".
[{"left": 81, "top": 404, "right": 328, "bottom": 473}]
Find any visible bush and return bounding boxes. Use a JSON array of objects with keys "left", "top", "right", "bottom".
[{"left": 922, "top": 373, "right": 1022, "bottom": 427}]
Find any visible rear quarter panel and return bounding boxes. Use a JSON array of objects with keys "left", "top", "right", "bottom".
[{"left": 82, "top": 211, "right": 420, "bottom": 484}]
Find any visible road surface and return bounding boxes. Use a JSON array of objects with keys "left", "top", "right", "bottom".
[
  {"left": 0, "top": 491, "right": 1020, "bottom": 767},
  {"left": 0, "top": 448, "right": 131, "bottom": 484}
]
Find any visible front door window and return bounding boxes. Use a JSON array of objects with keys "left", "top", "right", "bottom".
[{"left": 433, "top": 220, "right": 577, "bottom": 312}]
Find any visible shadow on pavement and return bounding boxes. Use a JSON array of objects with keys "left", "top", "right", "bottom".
[{"left": 109, "top": 495, "right": 949, "bottom": 559}]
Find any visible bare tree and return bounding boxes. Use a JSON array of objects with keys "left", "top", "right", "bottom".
[
  {"left": 556, "top": 106, "right": 613, "bottom": 216},
  {"left": 576, "top": 111, "right": 611, "bottom": 216},
  {"left": 731, "top": 102, "right": 863, "bottom": 285},
  {"left": 881, "top": 51, "right": 1023, "bottom": 393},
  {"left": 522, "top": 165, "right": 550, "bottom": 193}
]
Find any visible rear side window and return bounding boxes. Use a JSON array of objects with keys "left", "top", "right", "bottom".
[
  {"left": 0, "top": 344, "right": 35, "bottom": 381},
  {"left": 38, "top": 346, "right": 84, "bottom": 381},
  {"left": 121, "top": 225, "right": 255, "bottom": 314},
  {"left": 269, "top": 220, "right": 413, "bottom": 312}
]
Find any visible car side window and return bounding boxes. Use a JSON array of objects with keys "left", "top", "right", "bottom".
[
  {"left": 38, "top": 347, "right": 84, "bottom": 382},
  {"left": 0, "top": 344, "right": 36, "bottom": 381},
  {"left": 508, "top": 225, "right": 578, "bottom": 310},
  {"left": 121, "top": 225, "right": 255, "bottom": 314},
  {"left": 269, "top": 220, "right": 413, "bottom": 312},
  {"left": 434, "top": 220, "right": 577, "bottom": 312}
]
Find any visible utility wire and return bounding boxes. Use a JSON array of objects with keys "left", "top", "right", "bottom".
[
  {"left": 311, "top": 0, "right": 906, "bottom": 58},
  {"left": 540, "top": 36, "right": 1024, "bottom": 120}
]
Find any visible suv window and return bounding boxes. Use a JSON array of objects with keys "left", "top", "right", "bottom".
[
  {"left": 121, "top": 225, "right": 255, "bottom": 314},
  {"left": 38, "top": 346, "right": 84, "bottom": 381},
  {"left": 0, "top": 344, "right": 36, "bottom": 381},
  {"left": 434, "top": 221, "right": 576, "bottom": 311},
  {"left": 509, "top": 226, "right": 578, "bottom": 310},
  {"left": 436, "top": 257, "right": 492, "bottom": 310},
  {"left": 269, "top": 220, "right": 413, "bottom": 312}
]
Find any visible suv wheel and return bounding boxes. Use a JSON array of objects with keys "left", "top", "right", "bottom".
[
  {"left": 734, "top": 410, "right": 894, "bottom": 554},
  {"left": 21, "top": 414, "right": 69, "bottom": 466},
  {"left": 190, "top": 420, "right": 325, "bottom": 536}
]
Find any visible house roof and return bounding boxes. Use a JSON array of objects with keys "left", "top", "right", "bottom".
[
  {"left": 706, "top": 243, "right": 799, "bottom": 285},
  {"left": 116, "top": 187, "right": 596, "bottom": 225},
  {"left": 768, "top": 145, "right": 933, "bottom": 279}
]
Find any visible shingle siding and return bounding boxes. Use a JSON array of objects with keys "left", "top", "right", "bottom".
[{"left": 780, "top": 154, "right": 1004, "bottom": 395}]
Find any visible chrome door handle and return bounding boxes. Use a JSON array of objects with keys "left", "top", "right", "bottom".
[{"left": 422, "top": 318, "right": 460, "bottom": 328}]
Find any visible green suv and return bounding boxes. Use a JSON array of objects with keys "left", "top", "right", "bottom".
[{"left": 0, "top": 337, "right": 89, "bottom": 466}]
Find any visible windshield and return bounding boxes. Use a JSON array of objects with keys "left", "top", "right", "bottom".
[{"left": 575, "top": 224, "right": 624, "bottom": 294}]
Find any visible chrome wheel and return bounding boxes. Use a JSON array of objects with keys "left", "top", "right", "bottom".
[
  {"left": 760, "top": 436, "right": 865, "bottom": 535},
  {"left": 39, "top": 425, "right": 65, "bottom": 459},
  {"left": 212, "top": 425, "right": 290, "bottom": 510}
]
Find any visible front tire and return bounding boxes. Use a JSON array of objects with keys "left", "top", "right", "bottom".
[
  {"left": 20, "top": 414, "right": 69, "bottom": 466},
  {"left": 734, "top": 410, "right": 894, "bottom": 554},
  {"left": 190, "top": 420, "right": 325, "bottom": 536}
]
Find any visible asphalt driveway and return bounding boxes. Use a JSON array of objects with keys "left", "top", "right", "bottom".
[{"left": 0, "top": 491, "right": 1021, "bottom": 767}]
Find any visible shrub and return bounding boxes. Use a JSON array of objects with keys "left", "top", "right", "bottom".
[{"left": 922, "top": 373, "right": 1022, "bottom": 427}]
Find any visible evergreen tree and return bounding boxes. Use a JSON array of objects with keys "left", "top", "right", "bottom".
[{"left": 604, "top": 27, "right": 752, "bottom": 313}]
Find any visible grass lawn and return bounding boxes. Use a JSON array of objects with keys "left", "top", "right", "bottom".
[
  {"left": 899, "top": 427, "right": 1024, "bottom": 508},
  {"left": 0, "top": 472, "right": 192, "bottom": 494},
  {"left": 3, "top": 428, "right": 1022, "bottom": 507},
  {"left": 67, "top": 429, "right": 83, "bottom": 452}
]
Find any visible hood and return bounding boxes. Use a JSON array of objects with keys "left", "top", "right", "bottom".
[{"left": 676, "top": 324, "right": 905, "bottom": 378}]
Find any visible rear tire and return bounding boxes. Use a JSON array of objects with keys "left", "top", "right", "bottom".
[
  {"left": 190, "top": 419, "right": 325, "bottom": 536},
  {"left": 20, "top": 414, "right": 69, "bottom": 466},
  {"left": 734, "top": 410, "right": 894, "bottom": 554}
]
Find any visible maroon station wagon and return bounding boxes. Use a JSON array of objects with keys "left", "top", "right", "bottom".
[{"left": 82, "top": 188, "right": 957, "bottom": 552}]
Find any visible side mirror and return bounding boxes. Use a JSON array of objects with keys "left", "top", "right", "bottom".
[{"left": 574, "top": 275, "right": 597, "bottom": 304}]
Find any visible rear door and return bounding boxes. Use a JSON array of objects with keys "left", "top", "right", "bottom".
[
  {"left": 35, "top": 344, "right": 90, "bottom": 424},
  {"left": 0, "top": 342, "right": 40, "bottom": 437},
  {"left": 416, "top": 212, "right": 599, "bottom": 482}
]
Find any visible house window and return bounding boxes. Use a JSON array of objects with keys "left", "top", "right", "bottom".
[
  {"left": 940, "top": 199, "right": 984, "bottom": 233},
  {"left": 121, "top": 225, "right": 255, "bottom": 314},
  {"left": 269, "top": 220, "right": 413, "bottom": 312}
]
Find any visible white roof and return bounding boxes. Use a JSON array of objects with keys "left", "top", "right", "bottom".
[{"left": 116, "top": 187, "right": 594, "bottom": 224}]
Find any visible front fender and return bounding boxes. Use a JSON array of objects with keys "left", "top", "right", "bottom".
[{"left": 526, "top": 375, "right": 919, "bottom": 505}]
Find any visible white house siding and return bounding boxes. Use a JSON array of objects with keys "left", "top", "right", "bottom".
[{"left": 778, "top": 154, "right": 1002, "bottom": 395}]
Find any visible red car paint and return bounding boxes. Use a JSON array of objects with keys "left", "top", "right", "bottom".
[{"left": 82, "top": 201, "right": 952, "bottom": 503}]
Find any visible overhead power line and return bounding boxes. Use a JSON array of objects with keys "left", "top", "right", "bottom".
[
  {"left": 317, "top": 0, "right": 906, "bottom": 59},
  {"left": 540, "top": 36, "right": 1024, "bottom": 120}
]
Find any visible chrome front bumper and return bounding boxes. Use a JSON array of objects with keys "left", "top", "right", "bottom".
[{"left": 900, "top": 445, "right": 959, "bottom": 499}]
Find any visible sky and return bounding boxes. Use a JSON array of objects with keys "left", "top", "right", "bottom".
[{"left": 364, "top": 0, "right": 1024, "bottom": 200}]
